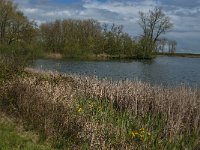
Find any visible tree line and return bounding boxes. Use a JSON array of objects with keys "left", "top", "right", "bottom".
[
  {"left": 40, "top": 19, "right": 138, "bottom": 58},
  {"left": 0, "top": 0, "right": 176, "bottom": 60},
  {"left": 39, "top": 7, "right": 176, "bottom": 59}
]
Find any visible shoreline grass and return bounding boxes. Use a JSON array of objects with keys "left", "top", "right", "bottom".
[
  {"left": 42, "top": 52, "right": 200, "bottom": 61},
  {"left": 0, "top": 69, "right": 200, "bottom": 149},
  {"left": 43, "top": 52, "right": 155, "bottom": 61},
  {"left": 157, "top": 52, "right": 200, "bottom": 58}
]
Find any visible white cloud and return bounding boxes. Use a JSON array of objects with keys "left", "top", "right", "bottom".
[
  {"left": 23, "top": 8, "right": 40, "bottom": 14},
  {"left": 44, "top": 10, "right": 72, "bottom": 17}
]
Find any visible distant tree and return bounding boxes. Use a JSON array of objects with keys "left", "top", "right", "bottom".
[
  {"left": 121, "top": 33, "right": 136, "bottom": 56},
  {"left": 111, "top": 24, "right": 124, "bottom": 56},
  {"left": 168, "top": 40, "right": 177, "bottom": 53},
  {"left": 101, "top": 24, "right": 128, "bottom": 56},
  {"left": 40, "top": 19, "right": 103, "bottom": 56},
  {"left": 138, "top": 7, "right": 173, "bottom": 57},
  {"left": 156, "top": 38, "right": 167, "bottom": 53}
]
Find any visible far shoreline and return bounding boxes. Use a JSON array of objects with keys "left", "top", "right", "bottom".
[
  {"left": 157, "top": 52, "right": 200, "bottom": 58},
  {"left": 40, "top": 52, "right": 200, "bottom": 61}
]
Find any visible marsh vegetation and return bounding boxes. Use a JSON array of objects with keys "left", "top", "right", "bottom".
[
  {"left": 0, "top": 1, "right": 200, "bottom": 149},
  {"left": 0, "top": 69, "right": 200, "bottom": 149}
]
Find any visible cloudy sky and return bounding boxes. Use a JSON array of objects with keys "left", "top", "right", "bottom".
[{"left": 13, "top": 0, "right": 200, "bottom": 53}]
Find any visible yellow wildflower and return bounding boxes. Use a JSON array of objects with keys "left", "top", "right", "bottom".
[
  {"left": 135, "top": 132, "right": 139, "bottom": 136},
  {"left": 78, "top": 108, "right": 82, "bottom": 112},
  {"left": 132, "top": 132, "right": 135, "bottom": 137},
  {"left": 140, "top": 134, "right": 144, "bottom": 138},
  {"left": 140, "top": 128, "right": 145, "bottom": 131},
  {"left": 140, "top": 130, "right": 145, "bottom": 134}
]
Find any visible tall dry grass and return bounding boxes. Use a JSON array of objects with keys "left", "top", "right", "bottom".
[
  {"left": 73, "top": 75, "right": 200, "bottom": 136},
  {"left": 1, "top": 68, "right": 200, "bottom": 149}
]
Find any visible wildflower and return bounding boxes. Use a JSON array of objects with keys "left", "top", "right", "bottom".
[
  {"left": 131, "top": 132, "right": 135, "bottom": 137},
  {"left": 140, "top": 128, "right": 145, "bottom": 131},
  {"left": 134, "top": 132, "right": 139, "bottom": 136},
  {"left": 140, "top": 134, "right": 144, "bottom": 138},
  {"left": 78, "top": 108, "right": 82, "bottom": 112},
  {"left": 141, "top": 130, "right": 145, "bottom": 134}
]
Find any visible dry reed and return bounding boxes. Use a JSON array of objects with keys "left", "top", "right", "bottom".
[{"left": 1, "top": 68, "right": 200, "bottom": 149}]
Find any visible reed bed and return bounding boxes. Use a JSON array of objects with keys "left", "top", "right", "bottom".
[{"left": 0, "top": 69, "right": 200, "bottom": 149}]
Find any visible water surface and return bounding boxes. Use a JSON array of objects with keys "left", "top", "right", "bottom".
[{"left": 31, "top": 56, "right": 200, "bottom": 86}]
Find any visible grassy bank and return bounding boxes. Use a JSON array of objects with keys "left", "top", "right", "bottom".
[
  {"left": 0, "top": 69, "right": 200, "bottom": 149},
  {"left": 158, "top": 52, "right": 200, "bottom": 58},
  {"left": 43, "top": 52, "right": 200, "bottom": 61},
  {"left": 43, "top": 52, "right": 155, "bottom": 61},
  {"left": 0, "top": 113, "right": 51, "bottom": 150}
]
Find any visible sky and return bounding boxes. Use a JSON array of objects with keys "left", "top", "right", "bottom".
[{"left": 13, "top": 0, "right": 200, "bottom": 53}]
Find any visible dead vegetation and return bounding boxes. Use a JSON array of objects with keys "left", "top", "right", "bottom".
[{"left": 0, "top": 69, "right": 200, "bottom": 149}]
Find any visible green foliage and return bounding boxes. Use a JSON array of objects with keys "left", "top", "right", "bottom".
[
  {"left": 136, "top": 37, "right": 156, "bottom": 59},
  {"left": 40, "top": 20, "right": 145, "bottom": 59},
  {"left": 0, "top": 0, "right": 37, "bottom": 46},
  {"left": 39, "top": 17, "right": 174, "bottom": 59},
  {"left": 0, "top": 43, "right": 42, "bottom": 83},
  {"left": 0, "top": 0, "right": 42, "bottom": 83},
  {"left": 0, "top": 46, "right": 23, "bottom": 82}
]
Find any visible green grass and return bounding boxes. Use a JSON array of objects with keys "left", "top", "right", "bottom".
[{"left": 0, "top": 122, "right": 52, "bottom": 150}]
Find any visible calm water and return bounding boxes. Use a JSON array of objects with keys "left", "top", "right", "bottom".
[{"left": 31, "top": 56, "right": 200, "bottom": 86}]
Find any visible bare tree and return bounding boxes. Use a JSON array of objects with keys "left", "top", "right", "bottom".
[
  {"left": 156, "top": 38, "right": 167, "bottom": 53},
  {"left": 168, "top": 40, "right": 177, "bottom": 53},
  {"left": 138, "top": 7, "right": 173, "bottom": 53}
]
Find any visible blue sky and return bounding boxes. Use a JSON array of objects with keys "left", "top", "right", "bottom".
[
  {"left": 43, "top": 0, "right": 82, "bottom": 4},
  {"left": 13, "top": 0, "right": 200, "bottom": 53}
]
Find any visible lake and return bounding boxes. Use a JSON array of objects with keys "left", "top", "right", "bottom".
[{"left": 31, "top": 56, "right": 200, "bottom": 87}]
